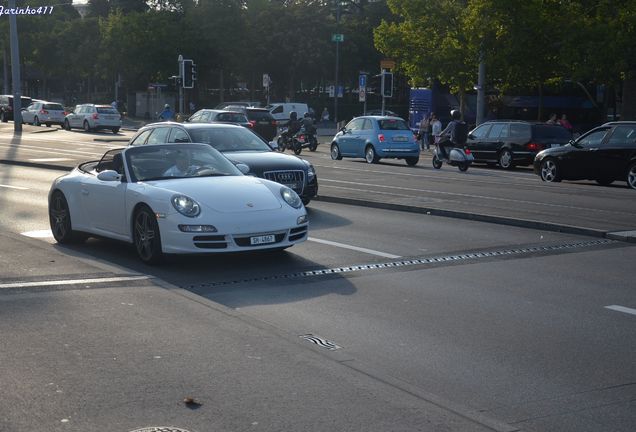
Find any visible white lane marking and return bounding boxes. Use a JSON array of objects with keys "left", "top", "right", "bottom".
[
  {"left": 22, "top": 229, "right": 53, "bottom": 238},
  {"left": 319, "top": 179, "right": 636, "bottom": 216},
  {"left": 0, "top": 275, "right": 150, "bottom": 289},
  {"left": 0, "top": 184, "right": 29, "bottom": 190},
  {"left": 308, "top": 236, "right": 401, "bottom": 259},
  {"left": 28, "top": 158, "right": 74, "bottom": 162},
  {"left": 605, "top": 305, "right": 636, "bottom": 316}
]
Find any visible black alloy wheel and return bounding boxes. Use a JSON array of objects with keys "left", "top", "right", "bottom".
[
  {"left": 498, "top": 149, "right": 514, "bottom": 169},
  {"left": 49, "top": 190, "right": 85, "bottom": 244},
  {"left": 330, "top": 143, "right": 343, "bottom": 160},
  {"left": 133, "top": 206, "right": 163, "bottom": 264},
  {"left": 112, "top": 127, "right": 120, "bottom": 134}
]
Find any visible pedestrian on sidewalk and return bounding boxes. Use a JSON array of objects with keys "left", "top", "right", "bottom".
[
  {"left": 321, "top": 107, "right": 330, "bottom": 126},
  {"left": 158, "top": 104, "right": 175, "bottom": 121},
  {"left": 418, "top": 113, "right": 431, "bottom": 150},
  {"left": 430, "top": 112, "right": 442, "bottom": 149}
]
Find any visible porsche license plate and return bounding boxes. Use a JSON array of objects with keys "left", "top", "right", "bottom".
[{"left": 250, "top": 234, "right": 275, "bottom": 245}]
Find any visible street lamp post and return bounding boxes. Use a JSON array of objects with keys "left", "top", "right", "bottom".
[
  {"left": 9, "top": 0, "right": 22, "bottom": 132},
  {"left": 333, "top": 0, "right": 341, "bottom": 126}
]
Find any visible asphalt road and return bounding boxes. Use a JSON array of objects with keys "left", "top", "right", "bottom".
[{"left": 0, "top": 163, "right": 635, "bottom": 432}]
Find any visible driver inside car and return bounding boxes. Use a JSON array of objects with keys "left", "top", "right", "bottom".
[{"left": 163, "top": 151, "right": 199, "bottom": 177}]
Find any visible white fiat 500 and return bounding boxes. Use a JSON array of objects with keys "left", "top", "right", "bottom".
[{"left": 48, "top": 143, "right": 308, "bottom": 264}]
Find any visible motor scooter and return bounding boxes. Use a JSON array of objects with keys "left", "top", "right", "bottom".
[
  {"left": 296, "top": 126, "right": 319, "bottom": 152},
  {"left": 432, "top": 141, "right": 474, "bottom": 172}
]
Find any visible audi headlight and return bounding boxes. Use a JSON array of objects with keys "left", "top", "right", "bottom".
[
  {"left": 302, "top": 159, "right": 316, "bottom": 183},
  {"left": 171, "top": 194, "right": 201, "bottom": 217},
  {"left": 280, "top": 187, "right": 302, "bottom": 209}
]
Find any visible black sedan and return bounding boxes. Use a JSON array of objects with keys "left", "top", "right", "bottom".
[
  {"left": 128, "top": 122, "right": 318, "bottom": 204},
  {"left": 534, "top": 121, "right": 636, "bottom": 189}
]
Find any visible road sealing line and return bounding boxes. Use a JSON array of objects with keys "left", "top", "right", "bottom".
[
  {"left": 0, "top": 275, "right": 151, "bottom": 289},
  {"left": 308, "top": 236, "right": 401, "bottom": 259},
  {"left": 605, "top": 305, "right": 636, "bottom": 316}
]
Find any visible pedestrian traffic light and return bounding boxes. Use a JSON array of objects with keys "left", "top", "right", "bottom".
[
  {"left": 191, "top": 62, "right": 197, "bottom": 84},
  {"left": 182, "top": 59, "right": 194, "bottom": 89},
  {"left": 381, "top": 72, "right": 393, "bottom": 98}
]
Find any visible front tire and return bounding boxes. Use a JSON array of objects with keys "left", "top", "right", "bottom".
[
  {"left": 276, "top": 137, "right": 286, "bottom": 152},
  {"left": 293, "top": 140, "right": 302, "bottom": 155},
  {"left": 330, "top": 143, "right": 343, "bottom": 160},
  {"left": 540, "top": 158, "right": 561, "bottom": 182},
  {"left": 627, "top": 162, "right": 636, "bottom": 190},
  {"left": 83, "top": 120, "right": 91, "bottom": 132},
  {"left": 432, "top": 154, "right": 443, "bottom": 169},
  {"left": 133, "top": 206, "right": 163, "bottom": 265},
  {"left": 49, "top": 190, "right": 86, "bottom": 244},
  {"left": 365, "top": 145, "right": 379, "bottom": 164},
  {"left": 458, "top": 162, "right": 469, "bottom": 172},
  {"left": 498, "top": 149, "right": 514, "bottom": 169}
]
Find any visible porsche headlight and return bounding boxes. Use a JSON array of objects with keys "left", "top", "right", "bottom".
[
  {"left": 171, "top": 194, "right": 201, "bottom": 217},
  {"left": 280, "top": 187, "right": 302, "bottom": 209}
]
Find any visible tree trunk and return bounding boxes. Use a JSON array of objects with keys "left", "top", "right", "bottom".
[
  {"left": 622, "top": 72, "right": 636, "bottom": 121},
  {"left": 537, "top": 83, "right": 544, "bottom": 121},
  {"left": 219, "top": 68, "right": 224, "bottom": 103}
]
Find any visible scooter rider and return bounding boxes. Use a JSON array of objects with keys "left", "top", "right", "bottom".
[
  {"left": 437, "top": 109, "right": 468, "bottom": 160},
  {"left": 302, "top": 112, "right": 316, "bottom": 134},
  {"left": 282, "top": 111, "right": 302, "bottom": 140}
]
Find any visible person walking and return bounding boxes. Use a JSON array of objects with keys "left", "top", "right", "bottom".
[
  {"left": 546, "top": 113, "right": 558, "bottom": 124},
  {"left": 418, "top": 113, "right": 431, "bottom": 151},
  {"left": 430, "top": 112, "right": 442, "bottom": 149},
  {"left": 158, "top": 104, "right": 175, "bottom": 121},
  {"left": 321, "top": 107, "right": 330, "bottom": 126}
]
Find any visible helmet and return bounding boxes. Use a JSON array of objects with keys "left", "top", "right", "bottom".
[
  {"left": 289, "top": 111, "right": 297, "bottom": 120},
  {"left": 450, "top": 109, "right": 461, "bottom": 120},
  {"left": 164, "top": 104, "right": 170, "bottom": 109},
  {"left": 303, "top": 112, "right": 310, "bottom": 118}
]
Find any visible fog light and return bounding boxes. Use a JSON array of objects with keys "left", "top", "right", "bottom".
[
  {"left": 178, "top": 224, "right": 217, "bottom": 233},
  {"left": 297, "top": 215, "right": 308, "bottom": 225}
]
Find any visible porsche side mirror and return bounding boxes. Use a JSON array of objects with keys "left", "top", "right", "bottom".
[
  {"left": 97, "top": 170, "right": 122, "bottom": 182},
  {"left": 235, "top": 163, "right": 250, "bottom": 175}
]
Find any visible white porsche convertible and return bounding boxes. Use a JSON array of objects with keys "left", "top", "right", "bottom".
[{"left": 48, "top": 143, "right": 309, "bottom": 264}]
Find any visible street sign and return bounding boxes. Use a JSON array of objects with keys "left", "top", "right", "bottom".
[
  {"left": 328, "top": 85, "right": 335, "bottom": 98},
  {"left": 331, "top": 33, "right": 344, "bottom": 42},
  {"left": 380, "top": 59, "right": 396, "bottom": 70},
  {"left": 359, "top": 74, "right": 367, "bottom": 88},
  {"left": 359, "top": 88, "right": 366, "bottom": 102},
  {"left": 337, "top": 85, "right": 344, "bottom": 98}
]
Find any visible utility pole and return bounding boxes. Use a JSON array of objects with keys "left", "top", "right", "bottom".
[
  {"left": 9, "top": 0, "right": 22, "bottom": 132},
  {"left": 177, "top": 55, "right": 184, "bottom": 114},
  {"left": 476, "top": 50, "right": 486, "bottom": 125},
  {"left": 333, "top": 0, "right": 341, "bottom": 126}
]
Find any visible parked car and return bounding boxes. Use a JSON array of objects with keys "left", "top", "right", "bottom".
[
  {"left": 0, "top": 95, "right": 33, "bottom": 122},
  {"left": 330, "top": 116, "right": 420, "bottom": 166},
  {"left": 21, "top": 101, "right": 67, "bottom": 127},
  {"left": 128, "top": 122, "right": 318, "bottom": 204},
  {"left": 265, "top": 102, "right": 310, "bottom": 123},
  {"left": 48, "top": 143, "right": 308, "bottom": 264},
  {"left": 246, "top": 107, "right": 278, "bottom": 141},
  {"left": 186, "top": 109, "right": 251, "bottom": 129},
  {"left": 466, "top": 120, "right": 572, "bottom": 169},
  {"left": 534, "top": 121, "right": 636, "bottom": 189},
  {"left": 64, "top": 104, "right": 121, "bottom": 133}
]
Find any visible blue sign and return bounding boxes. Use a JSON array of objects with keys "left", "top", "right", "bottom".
[{"left": 359, "top": 74, "right": 367, "bottom": 87}]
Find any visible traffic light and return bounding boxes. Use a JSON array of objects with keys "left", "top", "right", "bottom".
[
  {"left": 381, "top": 72, "right": 393, "bottom": 98},
  {"left": 182, "top": 59, "right": 195, "bottom": 89}
]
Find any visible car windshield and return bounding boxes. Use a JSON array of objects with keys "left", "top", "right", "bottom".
[
  {"left": 378, "top": 118, "right": 410, "bottom": 130},
  {"left": 189, "top": 127, "right": 272, "bottom": 152},
  {"left": 125, "top": 143, "right": 242, "bottom": 181}
]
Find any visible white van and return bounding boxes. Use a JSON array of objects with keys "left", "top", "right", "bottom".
[{"left": 265, "top": 102, "right": 310, "bottom": 123}]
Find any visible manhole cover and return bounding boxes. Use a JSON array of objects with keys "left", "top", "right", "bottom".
[{"left": 129, "top": 428, "right": 192, "bottom": 432}]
